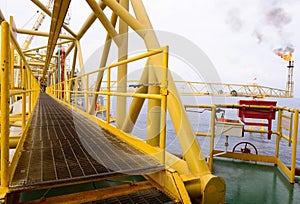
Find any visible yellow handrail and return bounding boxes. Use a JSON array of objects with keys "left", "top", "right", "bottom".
[{"left": 0, "top": 21, "right": 41, "bottom": 194}]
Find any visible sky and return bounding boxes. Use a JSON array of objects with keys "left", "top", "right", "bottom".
[{"left": 2, "top": 0, "right": 300, "bottom": 97}]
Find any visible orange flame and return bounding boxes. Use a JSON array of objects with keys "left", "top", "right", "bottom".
[{"left": 277, "top": 51, "right": 293, "bottom": 61}]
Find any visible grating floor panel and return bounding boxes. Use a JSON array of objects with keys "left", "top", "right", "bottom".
[
  {"left": 85, "top": 188, "right": 179, "bottom": 204},
  {"left": 11, "top": 93, "right": 163, "bottom": 189}
]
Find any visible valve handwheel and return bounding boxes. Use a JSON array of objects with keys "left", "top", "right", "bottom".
[{"left": 232, "top": 142, "right": 258, "bottom": 155}]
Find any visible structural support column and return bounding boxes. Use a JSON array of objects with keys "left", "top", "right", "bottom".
[
  {"left": 122, "top": 64, "right": 149, "bottom": 133},
  {"left": 89, "top": 13, "right": 118, "bottom": 115},
  {"left": 76, "top": 40, "right": 86, "bottom": 91},
  {"left": 1, "top": 21, "right": 10, "bottom": 191},
  {"left": 116, "top": 0, "right": 129, "bottom": 128}
]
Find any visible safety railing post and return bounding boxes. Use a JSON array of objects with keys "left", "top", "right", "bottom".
[
  {"left": 275, "top": 109, "right": 282, "bottom": 159},
  {"left": 85, "top": 75, "right": 89, "bottom": 113},
  {"left": 64, "top": 80, "right": 67, "bottom": 102},
  {"left": 21, "top": 61, "right": 26, "bottom": 132},
  {"left": 74, "top": 78, "right": 78, "bottom": 108},
  {"left": 209, "top": 105, "right": 216, "bottom": 170},
  {"left": 106, "top": 66, "right": 111, "bottom": 123},
  {"left": 159, "top": 46, "right": 168, "bottom": 165},
  {"left": 1, "top": 21, "right": 10, "bottom": 191},
  {"left": 290, "top": 109, "right": 299, "bottom": 183},
  {"left": 28, "top": 69, "right": 32, "bottom": 114}
]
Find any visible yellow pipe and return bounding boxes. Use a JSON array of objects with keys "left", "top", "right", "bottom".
[
  {"left": 16, "top": 28, "right": 75, "bottom": 40},
  {"left": 21, "top": 62, "right": 26, "bottom": 132},
  {"left": 89, "top": 13, "right": 117, "bottom": 114},
  {"left": 102, "top": 0, "right": 146, "bottom": 38},
  {"left": 1, "top": 21, "right": 10, "bottom": 190},
  {"left": 86, "top": 0, "right": 120, "bottom": 46},
  {"left": 28, "top": 68, "right": 32, "bottom": 114},
  {"left": 116, "top": 0, "right": 129, "bottom": 128},
  {"left": 195, "top": 132, "right": 211, "bottom": 137},
  {"left": 244, "top": 129, "right": 269, "bottom": 134},
  {"left": 159, "top": 46, "right": 168, "bottom": 164},
  {"left": 122, "top": 65, "right": 149, "bottom": 133},
  {"left": 9, "top": 17, "right": 15, "bottom": 89},
  {"left": 290, "top": 109, "right": 298, "bottom": 183},
  {"left": 275, "top": 109, "right": 282, "bottom": 159},
  {"left": 209, "top": 106, "right": 216, "bottom": 170},
  {"left": 43, "top": 0, "right": 71, "bottom": 78},
  {"left": 85, "top": 76, "right": 89, "bottom": 113},
  {"left": 23, "top": 40, "right": 73, "bottom": 53},
  {"left": 106, "top": 66, "right": 111, "bottom": 124},
  {"left": 146, "top": 68, "right": 160, "bottom": 146},
  {"left": 0, "top": 136, "right": 20, "bottom": 149}
]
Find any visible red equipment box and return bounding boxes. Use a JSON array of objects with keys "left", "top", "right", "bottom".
[{"left": 238, "top": 100, "right": 277, "bottom": 139}]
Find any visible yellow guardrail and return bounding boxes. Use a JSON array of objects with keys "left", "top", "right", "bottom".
[
  {"left": 47, "top": 46, "right": 169, "bottom": 163},
  {"left": 185, "top": 103, "right": 299, "bottom": 183},
  {"left": 1, "top": 21, "right": 41, "bottom": 194}
]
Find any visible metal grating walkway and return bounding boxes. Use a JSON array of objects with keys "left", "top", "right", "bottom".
[
  {"left": 85, "top": 188, "right": 179, "bottom": 204},
  {"left": 11, "top": 93, "right": 163, "bottom": 189}
]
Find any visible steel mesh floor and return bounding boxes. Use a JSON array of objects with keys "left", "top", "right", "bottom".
[
  {"left": 11, "top": 93, "right": 163, "bottom": 189},
  {"left": 85, "top": 188, "right": 179, "bottom": 204}
]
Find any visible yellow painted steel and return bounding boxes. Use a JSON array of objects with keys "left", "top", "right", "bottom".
[
  {"left": 102, "top": 0, "right": 146, "bottom": 37},
  {"left": 1, "top": 21, "right": 10, "bottom": 193},
  {"left": 209, "top": 106, "right": 216, "bottom": 171},
  {"left": 16, "top": 28, "right": 75, "bottom": 40},
  {"left": 290, "top": 109, "right": 298, "bottom": 183},
  {"left": 275, "top": 109, "right": 282, "bottom": 159},
  {"left": 86, "top": 0, "right": 120, "bottom": 45},
  {"left": 0, "top": 19, "right": 41, "bottom": 198},
  {"left": 43, "top": 0, "right": 71, "bottom": 78},
  {"left": 89, "top": 13, "right": 117, "bottom": 115},
  {"left": 21, "top": 62, "right": 26, "bottom": 132},
  {"left": 48, "top": 47, "right": 225, "bottom": 202},
  {"left": 9, "top": 17, "right": 14, "bottom": 90},
  {"left": 159, "top": 47, "right": 168, "bottom": 164}
]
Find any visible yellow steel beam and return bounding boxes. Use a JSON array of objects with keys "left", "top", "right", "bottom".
[
  {"left": 31, "top": 0, "right": 77, "bottom": 38},
  {"left": 290, "top": 109, "right": 299, "bottom": 183},
  {"left": 21, "top": 62, "right": 27, "bottom": 132},
  {"left": 23, "top": 40, "right": 73, "bottom": 53},
  {"left": 66, "top": 1, "right": 105, "bottom": 57},
  {"left": 86, "top": 0, "right": 120, "bottom": 46},
  {"left": 0, "top": 21, "right": 10, "bottom": 193},
  {"left": 89, "top": 12, "right": 118, "bottom": 114},
  {"left": 9, "top": 16, "right": 15, "bottom": 89},
  {"left": 102, "top": 0, "right": 146, "bottom": 37},
  {"left": 16, "top": 28, "right": 74, "bottom": 40},
  {"left": 121, "top": 65, "right": 149, "bottom": 133},
  {"left": 116, "top": 0, "right": 129, "bottom": 128},
  {"left": 43, "top": 0, "right": 71, "bottom": 78}
]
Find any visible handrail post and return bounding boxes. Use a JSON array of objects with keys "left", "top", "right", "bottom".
[
  {"left": 275, "top": 109, "right": 282, "bottom": 159},
  {"left": 290, "top": 109, "right": 298, "bottom": 183},
  {"left": 85, "top": 75, "right": 89, "bottom": 113},
  {"left": 21, "top": 61, "right": 26, "bottom": 132},
  {"left": 106, "top": 66, "right": 111, "bottom": 123},
  {"left": 159, "top": 46, "right": 168, "bottom": 165},
  {"left": 1, "top": 21, "right": 10, "bottom": 192},
  {"left": 209, "top": 105, "right": 216, "bottom": 170}
]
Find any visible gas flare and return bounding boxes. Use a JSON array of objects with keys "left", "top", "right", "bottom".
[{"left": 274, "top": 45, "right": 294, "bottom": 61}]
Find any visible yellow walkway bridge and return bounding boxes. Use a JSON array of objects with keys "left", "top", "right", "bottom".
[{"left": 1, "top": 1, "right": 298, "bottom": 203}]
